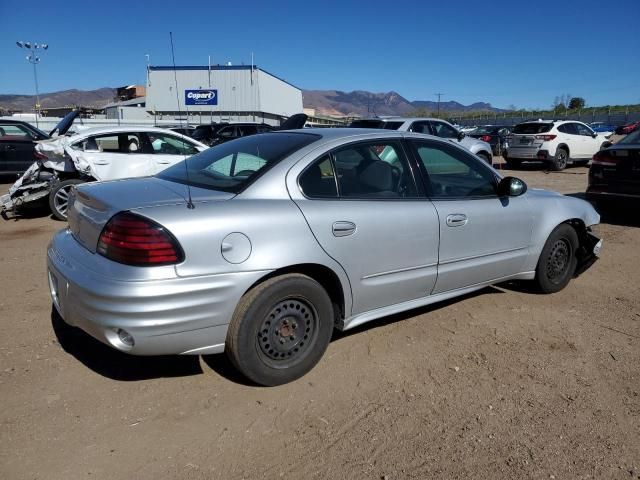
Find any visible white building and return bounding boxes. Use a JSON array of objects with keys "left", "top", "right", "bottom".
[{"left": 145, "top": 65, "right": 303, "bottom": 125}]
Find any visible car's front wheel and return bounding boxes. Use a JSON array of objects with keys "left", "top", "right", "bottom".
[
  {"left": 534, "top": 224, "right": 578, "bottom": 293},
  {"left": 226, "top": 273, "right": 334, "bottom": 386},
  {"left": 49, "top": 179, "right": 85, "bottom": 221}
]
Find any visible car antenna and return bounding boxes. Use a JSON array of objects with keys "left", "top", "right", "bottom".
[{"left": 169, "top": 31, "right": 195, "bottom": 209}]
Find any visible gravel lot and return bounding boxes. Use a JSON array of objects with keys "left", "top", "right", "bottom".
[{"left": 1, "top": 163, "right": 639, "bottom": 480}]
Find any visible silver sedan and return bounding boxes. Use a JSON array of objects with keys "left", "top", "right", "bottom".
[{"left": 47, "top": 129, "right": 602, "bottom": 385}]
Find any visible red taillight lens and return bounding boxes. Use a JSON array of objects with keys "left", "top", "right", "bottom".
[
  {"left": 591, "top": 150, "right": 618, "bottom": 167},
  {"left": 97, "top": 212, "right": 184, "bottom": 266},
  {"left": 34, "top": 150, "right": 48, "bottom": 160},
  {"left": 534, "top": 134, "right": 557, "bottom": 141},
  {"left": 480, "top": 135, "right": 492, "bottom": 142}
]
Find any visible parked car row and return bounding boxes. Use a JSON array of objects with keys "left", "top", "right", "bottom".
[
  {"left": 348, "top": 117, "right": 494, "bottom": 164},
  {"left": 1, "top": 114, "right": 308, "bottom": 220}
]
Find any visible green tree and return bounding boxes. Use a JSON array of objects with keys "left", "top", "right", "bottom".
[{"left": 568, "top": 97, "right": 586, "bottom": 110}]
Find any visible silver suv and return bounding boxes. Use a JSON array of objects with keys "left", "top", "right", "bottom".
[{"left": 349, "top": 117, "right": 494, "bottom": 164}]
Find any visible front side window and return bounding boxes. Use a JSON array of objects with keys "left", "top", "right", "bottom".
[
  {"left": 575, "top": 123, "right": 594, "bottom": 136},
  {"left": 411, "top": 140, "right": 496, "bottom": 199},
  {"left": 0, "top": 124, "right": 36, "bottom": 140},
  {"left": 409, "top": 121, "right": 430, "bottom": 134},
  {"left": 158, "top": 132, "right": 320, "bottom": 193},
  {"left": 146, "top": 132, "right": 199, "bottom": 155},
  {"left": 430, "top": 121, "right": 459, "bottom": 139}
]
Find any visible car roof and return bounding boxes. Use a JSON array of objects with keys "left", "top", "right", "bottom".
[{"left": 354, "top": 117, "right": 446, "bottom": 123}]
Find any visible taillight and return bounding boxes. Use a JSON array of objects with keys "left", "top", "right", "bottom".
[
  {"left": 534, "top": 134, "right": 557, "bottom": 141},
  {"left": 591, "top": 150, "right": 618, "bottom": 167},
  {"left": 97, "top": 212, "right": 184, "bottom": 266},
  {"left": 34, "top": 150, "right": 48, "bottom": 160},
  {"left": 480, "top": 135, "right": 492, "bottom": 142}
]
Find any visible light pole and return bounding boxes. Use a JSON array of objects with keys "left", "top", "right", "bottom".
[{"left": 16, "top": 41, "right": 48, "bottom": 128}]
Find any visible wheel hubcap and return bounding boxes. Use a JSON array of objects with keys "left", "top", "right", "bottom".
[
  {"left": 257, "top": 299, "right": 316, "bottom": 361},
  {"left": 546, "top": 239, "right": 570, "bottom": 282},
  {"left": 53, "top": 186, "right": 73, "bottom": 217}
]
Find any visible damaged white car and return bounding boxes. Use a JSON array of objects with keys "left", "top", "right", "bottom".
[{"left": 2, "top": 126, "right": 208, "bottom": 220}]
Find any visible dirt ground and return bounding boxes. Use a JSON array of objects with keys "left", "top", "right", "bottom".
[{"left": 1, "top": 162, "right": 639, "bottom": 480}]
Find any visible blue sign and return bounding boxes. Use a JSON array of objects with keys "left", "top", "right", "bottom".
[{"left": 185, "top": 89, "right": 218, "bottom": 106}]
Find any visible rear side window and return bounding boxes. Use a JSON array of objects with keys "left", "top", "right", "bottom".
[
  {"left": 0, "top": 124, "right": 36, "bottom": 140},
  {"left": 333, "top": 142, "right": 417, "bottom": 198},
  {"left": 513, "top": 123, "right": 553, "bottom": 134},
  {"left": 299, "top": 156, "right": 338, "bottom": 198}
]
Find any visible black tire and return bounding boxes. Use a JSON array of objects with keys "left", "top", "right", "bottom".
[
  {"left": 226, "top": 273, "right": 334, "bottom": 386},
  {"left": 534, "top": 224, "right": 579, "bottom": 294},
  {"left": 505, "top": 158, "right": 521, "bottom": 169},
  {"left": 477, "top": 151, "right": 492, "bottom": 165},
  {"left": 550, "top": 148, "right": 569, "bottom": 171},
  {"left": 49, "top": 179, "right": 85, "bottom": 221}
]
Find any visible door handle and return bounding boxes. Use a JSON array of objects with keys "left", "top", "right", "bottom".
[
  {"left": 332, "top": 221, "right": 356, "bottom": 237},
  {"left": 446, "top": 214, "right": 468, "bottom": 227},
  {"left": 6, "top": 145, "right": 16, "bottom": 151}
]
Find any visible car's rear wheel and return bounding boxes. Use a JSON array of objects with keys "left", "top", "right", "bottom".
[
  {"left": 550, "top": 148, "right": 569, "bottom": 171},
  {"left": 226, "top": 273, "right": 334, "bottom": 386},
  {"left": 49, "top": 179, "right": 85, "bottom": 221},
  {"left": 534, "top": 224, "right": 578, "bottom": 293}
]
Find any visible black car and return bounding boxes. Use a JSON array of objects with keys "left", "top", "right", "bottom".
[
  {"left": 468, "top": 125, "right": 512, "bottom": 156},
  {"left": 162, "top": 125, "right": 197, "bottom": 137},
  {"left": 0, "top": 112, "right": 78, "bottom": 176},
  {"left": 191, "top": 122, "right": 273, "bottom": 146},
  {"left": 587, "top": 128, "right": 640, "bottom": 210}
]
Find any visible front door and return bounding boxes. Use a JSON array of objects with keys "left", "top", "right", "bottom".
[
  {"left": 408, "top": 139, "right": 533, "bottom": 294},
  {"left": 289, "top": 139, "right": 440, "bottom": 315},
  {"left": 143, "top": 131, "right": 201, "bottom": 174}
]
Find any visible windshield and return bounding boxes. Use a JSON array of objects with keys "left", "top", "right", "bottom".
[
  {"left": 513, "top": 123, "right": 553, "bottom": 134},
  {"left": 618, "top": 129, "right": 640, "bottom": 145},
  {"left": 157, "top": 132, "right": 320, "bottom": 193}
]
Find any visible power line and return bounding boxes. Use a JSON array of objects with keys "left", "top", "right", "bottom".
[{"left": 435, "top": 93, "right": 443, "bottom": 117}]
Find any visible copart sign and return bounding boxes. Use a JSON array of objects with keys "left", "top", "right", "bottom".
[{"left": 185, "top": 89, "right": 218, "bottom": 106}]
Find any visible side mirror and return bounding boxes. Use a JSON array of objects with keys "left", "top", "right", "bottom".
[
  {"left": 497, "top": 176, "right": 527, "bottom": 197},
  {"left": 457, "top": 131, "right": 466, "bottom": 141},
  {"left": 591, "top": 132, "right": 597, "bottom": 138}
]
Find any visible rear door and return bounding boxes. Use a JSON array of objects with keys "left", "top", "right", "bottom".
[
  {"left": 289, "top": 138, "right": 440, "bottom": 315},
  {"left": 408, "top": 138, "right": 533, "bottom": 293}
]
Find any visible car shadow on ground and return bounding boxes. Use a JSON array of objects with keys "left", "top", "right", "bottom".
[
  {"left": 332, "top": 286, "right": 506, "bottom": 342},
  {"left": 565, "top": 192, "right": 640, "bottom": 228},
  {"left": 51, "top": 307, "right": 204, "bottom": 381}
]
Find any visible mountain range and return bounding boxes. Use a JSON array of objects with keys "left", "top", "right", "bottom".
[{"left": 0, "top": 87, "right": 502, "bottom": 117}]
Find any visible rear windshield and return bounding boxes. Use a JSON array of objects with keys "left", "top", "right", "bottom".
[
  {"left": 618, "top": 129, "right": 640, "bottom": 145},
  {"left": 157, "top": 132, "right": 320, "bottom": 193},
  {"left": 349, "top": 120, "right": 404, "bottom": 130},
  {"left": 513, "top": 123, "right": 553, "bottom": 134}
]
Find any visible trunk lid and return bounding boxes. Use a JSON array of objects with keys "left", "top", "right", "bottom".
[{"left": 68, "top": 176, "right": 234, "bottom": 253}]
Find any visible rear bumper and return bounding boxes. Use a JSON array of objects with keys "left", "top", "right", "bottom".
[
  {"left": 47, "top": 229, "right": 271, "bottom": 356},
  {"left": 504, "top": 146, "right": 541, "bottom": 159}
]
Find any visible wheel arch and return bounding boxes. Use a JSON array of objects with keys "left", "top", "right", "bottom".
[
  {"left": 242, "top": 263, "right": 349, "bottom": 328},
  {"left": 556, "top": 143, "right": 570, "bottom": 157}
]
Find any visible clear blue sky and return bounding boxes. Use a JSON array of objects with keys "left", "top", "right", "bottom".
[{"left": 1, "top": 0, "right": 639, "bottom": 109}]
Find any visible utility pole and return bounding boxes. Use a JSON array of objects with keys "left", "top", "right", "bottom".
[
  {"left": 16, "top": 41, "right": 49, "bottom": 128},
  {"left": 435, "top": 93, "right": 443, "bottom": 118}
]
